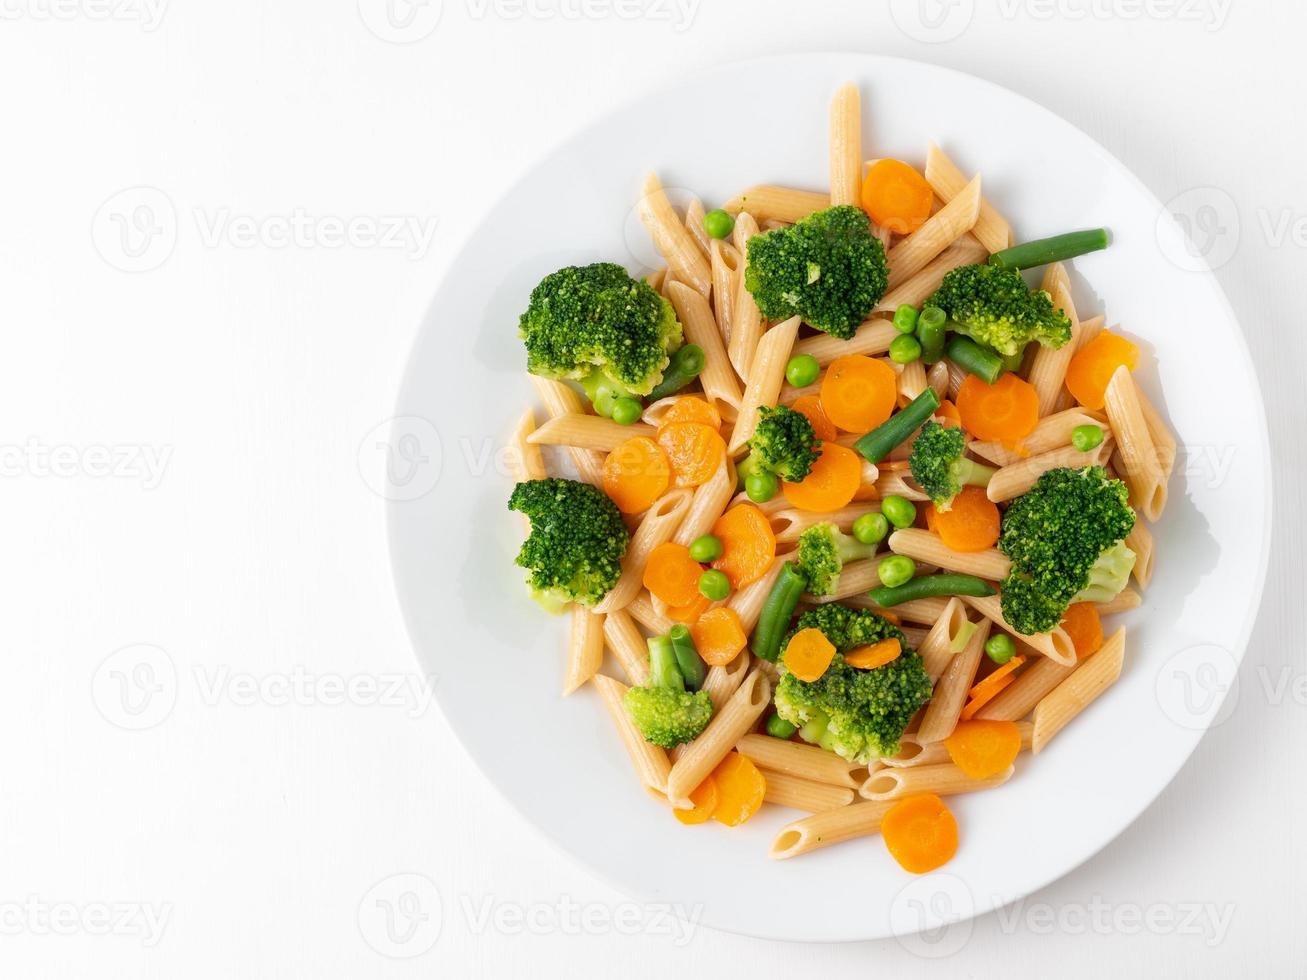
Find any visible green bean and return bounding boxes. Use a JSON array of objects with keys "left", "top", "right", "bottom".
[
  {"left": 853, "top": 387, "right": 940, "bottom": 463},
  {"left": 893, "top": 304, "right": 919, "bottom": 334},
  {"left": 667, "top": 624, "right": 706, "bottom": 690},
  {"left": 877, "top": 554, "right": 916, "bottom": 588},
  {"left": 647, "top": 344, "right": 706, "bottom": 401},
  {"left": 688, "top": 534, "right": 723, "bottom": 562},
  {"left": 752, "top": 563, "right": 806, "bottom": 662},
  {"left": 945, "top": 335, "right": 1004, "bottom": 384},
  {"left": 989, "top": 228, "right": 1110, "bottom": 270},
  {"left": 917, "top": 308, "right": 947, "bottom": 365},
  {"left": 881, "top": 495, "right": 917, "bottom": 529},
  {"left": 867, "top": 574, "right": 997, "bottom": 607},
  {"left": 698, "top": 569, "right": 731, "bottom": 602},
  {"left": 766, "top": 714, "right": 798, "bottom": 739},
  {"left": 1001, "top": 345, "right": 1028, "bottom": 375}
]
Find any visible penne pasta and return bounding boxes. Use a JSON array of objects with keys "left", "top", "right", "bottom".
[
  {"left": 1052, "top": 314, "right": 1107, "bottom": 412},
  {"left": 916, "top": 597, "right": 969, "bottom": 682},
  {"left": 709, "top": 239, "right": 740, "bottom": 344},
  {"left": 873, "top": 237, "right": 988, "bottom": 312},
  {"left": 963, "top": 594, "right": 1076, "bottom": 666},
  {"left": 728, "top": 316, "right": 801, "bottom": 454},
  {"left": 592, "top": 673, "right": 671, "bottom": 796},
  {"left": 672, "top": 458, "right": 736, "bottom": 546},
  {"left": 770, "top": 800, "right": 895, "bottom": 860},
  {"left": 1027, "top": 264, "right": 1081, "bottom": 416},
  {"left": 763, "top": 770, "right": 857, "bottom": 812},
  {"left": 1125, "top": 521, "right": 1153, "bottom": 590},
  {"left": 791, "top": 317, "right": 898, "bottom": 365},
  {"left": 595, "top": 490, "right": 693, "bottom": 614},
  {"left": 917, "top": 618, "right": 991, "bottom": 743},
  {"left": 879, "top": 735, "right": 952, "bottom": 768},
  {"left": 968, "top": 408, "right": 1108, "bottom": 467},
  {"left": 975, "top": 652, "right": 1076, "bottom": 721},
  {"left": 923, "top": 143, "right": 1014, "bottom": 253},
  {"left": 563, "top": 607, "right": 605, "bottom": 696},
  {"left": 1096, "top": 586, "right": 1141, "bottom": 616},
  {"left": 530, "top": 377, "right": 605, "bottom": 484},
  {"left": 702, "top": 651, "right": 750, "bottom": 713},
  {"left": 666, "top": 667, "right": 772, "bottom": 807},
  {"left": 842, "top": 593, "right": 950, "bottom": 625},
  {"left": 637, "top": 173, "right": 711, "bottom": 296},
  {"left": 860, "top": 762, "right": 1013, "bottom": 801},
  {"left": 886, "top": 174, "right": 981, "bottom": 289},
  {"left": 809, "top": 558, "right": 885, "bottom": 602},
  {"left": 736, "top": 733, "right": 869, "bottom": 788},
  {"left": 667, "top": 280, "right": 743, "bottom": 415},
  {"left": 626, "top": 591, "right": 673, "bottom": 635},
  {"left": 729, "top": 556, "right": 790, "bottom": 634},
  {"left": 1031, "top": 628, "right": 1126, "bottom": 753},
  {"left": 508, "top": 408, "right": 549, "bottom": 483},
  {"left": 528, "top": 413, "right": 657, "bottom": 454},
  {"left": 1104, "top": 366, "right": 1167, "bottom": 521},
  {"left": 728, "top": 212, "right": 765, "bottom": 380},
  {"left": 723, "top": 185, "right": 830, "bottom": 224},
  {"left": 770, "top": 503, "right": 868, "bottom": 544},
  {"left": 874, "top": 469, "right": 929, "bottom": 502},
  {"left": 1135, "top": 382, "right": 1177, "bottom": 486},
  {"left": 888, "top": 528, "right": 1011, "bottom": 582},
  {"left": 828, "top": 83, "right": 862, "bottom": 207},
  {"left": 987, "top": 442, "right": 1110, "bottom": 502},
  {"left": 601, "top": 608, "right": 651, "bottom": 687},
  {"left": 683, "top": 196, "right": 710, "bottom": 258},
  {"left": 896, "top": 359, "right": 928, "bottom": 402}
]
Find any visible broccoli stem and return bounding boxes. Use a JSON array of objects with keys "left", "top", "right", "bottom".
[
  {"left": 867, "top": 573, "right": 996, "bottom": 607},
  {"left": 956, "top": 458, "right": 997, "bottom": 489},
  {"left": 647, "top": 344, "right": 706, "bottom": 401},
  {"left": 988, "top": 228, "right": 1110, "bottom": 270},
  {"left": 835, "top": 533, "right": 879, "bottom": 565},
  {"left": 667, "top": 625, "right": 706, "bottom": 691},
  {"left": 945, "top": 335, "right": 1004, "bottom": 384},
  {"left": 647, "top": 636, "right": 685, "bottom": 691},
  {"left": 853, "top": 388, "right": 940, "bottom": 463},
  {"left": 751, "top": 563, "right": 807, "bottom": 662}
]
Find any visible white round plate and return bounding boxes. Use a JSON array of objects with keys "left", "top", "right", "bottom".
[{"left": 388, "top": 54, "right": 1271, "bottom": 942}]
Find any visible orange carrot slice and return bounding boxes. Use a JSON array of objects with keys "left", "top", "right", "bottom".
[
  {"left": 960, "top": 654, "right": 1027, "bottom": 720},
  {"left": 657, "top": 421, "right": 726, "bottom": 488},
  {"left": 844, "top": 637, "right": 902, "bottom": 669},
  {"left": 944, "top": 719, "right": 1022, "bottom": 779},
  {"left": 665, "top": 593, "right": 710, "bottom": 625},
  {"left": 781, "top": 442, "right": 862, "bottom": 512},
  {"left": 673, "top": 774, "right": 719, "bottom": 825},
  {"left": 928, "top": 487, "right": 1001, "bottom": 552},
  {"left": 658, "top": 395, "right": 722, "bottom": 431},
  {"left": 861, "top": 159, "right": 934, "bottom": 235},
  {"left": 1059, "top": 602, "right": 1103, "bottom": 660},
  {"left": 956, "top": 373, "right": 1039, "bottom": 447},
  {"left": 690, "top": 607, "right": 748, "bottom": 666},
  {"left": 642, "top": 541, "right": 703, "bottom": 607},
  {"left": 1065, "top": 332, "right": 1140, "bottom": 411},
  {"left": 601, "top": 436, "right": 670, "bottom": 514},
  {"left": 936, "top": 399, "right": 962, "bottom": 427},
  {"left": 791, "top": 394, "right": 838, "bottom": 443},
  {"left": 710, "top": 503, "right": 777, "bottom": 588},
  {"left": 782, "top": 627, "right": 837, "bottom": 681},
  {"left": 710, "top": 751, "right": 767, "bottom": 827},
  {"left": 821, "top": 355, "right": 898, "bottom": 433},
  {"left": 882, "top": 794, "right": 959, "bottom": 873}
]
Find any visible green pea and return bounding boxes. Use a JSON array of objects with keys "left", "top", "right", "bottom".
[
  {"left": 610, "top": 397, "right": 643, "bottom": 426},
  {"left": 688, "top": 534, "right": 723, "bottom": 563},
  {"left": 766, "top": 714, "right": 798, "bottom": 739},
  {"left": 785, "top": 354, "right": 821, "bottom": 388},
  {"left": 893, "top": 304, "right": 920, "bottom": 334},
  {"left": 889, "top": 334, "right": 923, "bottom": 364},
  {"left": 1071, "top": 424, "right": 1104, "bottom": 452},
  {"left": 704, "top": 209, "right": 735, "bottom": 240},
  {"left": 744, "top": 470, "right": 778, "bottom": 503},
  {"left": 852, "top": 512, "right": 889, "bottom": 545},
  {"left": 881, "top": 494, "right": 917, "bottom": 529},
  {"left": 985, "top": 633, "right": 1016, "bottom": 665},
  {"left": 698, "top": 569, "right": 731, "bottom": 601},
  {"left": 877, "top": 554, "right": 916, "bottom": 589}
]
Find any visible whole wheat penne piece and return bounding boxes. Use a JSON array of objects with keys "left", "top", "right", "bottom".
[
  {"left": 666, "top": 667, "right": 771, "bottom": 807},
  {"left": 1031, "top": 628, "right": 1126, "bottom": 753},
  {"left": 915, "top": 597, "right": 969, "bottom": 681},
  {"left": 873, "top": 237, "right": 988, "bottom": 312},
  {"left": 528, "top": 414, "right": 656, "bottom": 453},
  {"left": 562, "top": 607, "right": 605, "bottom": 696},
  {"left": 791, "top": 318, "right": 898, "bottom": 365},
  {"left": 886, "top": 175, "right": 982, "bottom": 289},
  {"left": 917, "top": 618, "right": 991, "bottom": 742},
  {"left": 593, "top": 673, "right": 671, "bottom": 796},
  {"left": 594, "top": 490, "right": 693, "bottom": 614},
  {"left": 626, "top": 591, "right": 673, "bottom": 635},
  {"left": 728, "top": 316, "right": 801, "bottom": 454},
  {"left": 683, "top": 196, "right": 710, "bottom": 258},
  {"left": 1027, "top": 265, "right": 1081, "bottom": 416},
  {"left": 1104, "top": 366, "right": 1166, "bottom": 521},
  {"left": 860, "top": 762, "right": 1013, "bottom": 800},
  {"left": 508, "top": 409, "right": 548, "bottom": 483},
  {"left": 987, "top": 442, "right": 1109, "bottom": 502},
  {"left": 1125, "top": 521, "right": 1153, "bottom": 590},
  {"left": 728, "top": 556, "right": 789, "bottom": 633},
  {"left": 770, "top": 800, "right": 895, "bottom": 859},
  {"left": 637, "top": 173, "right": 711, "bottom": 297},
  {"left": 667, "top": 280, "right": 743, "bottom": 415},
  {"left": 723, "top": 185, "right": 830, "bottom": 224},
  {"left": 602, "top": 608, "right": 651, "bottom": 687},
  {"left": 829, "top": 83, "right": 861, "bottom": 207},
  {"left": 975, "top": 653, "right": 1076, "bottom": 721},
  {"left": 530, "top": 377, "right": 605, "bottom": 484},
  {"left": 728, "top": 212, "right": 765, "bottom": 380},
  {"left": 709, "top": 239, "right": 740, "bottom": 344},
  {"left": 923, "top": 143, "right": 1013, "bottom": 253},
  {"left": 736, "top": 733, "right": 868, "bottom": 788},
  {"left": 963, "top": 594, "right": 1076, "bottom": 666},
  {"left": 672, "top": 458, "right": 735, "bottom": 547},
  {"left": 764, "top": 770, "right": 857, "bottom": 812},
  {"left": 968, "top": 408, "right": 1108, "bottom": 467},
  {"left": 888, "top": 528, "right": 1011, "bottom": 581}
]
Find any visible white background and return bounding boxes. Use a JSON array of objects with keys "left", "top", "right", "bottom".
[{"left": 3, "top": 0, "right": 1304, "bottom": 976}]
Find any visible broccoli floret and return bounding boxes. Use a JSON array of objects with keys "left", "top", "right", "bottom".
[
  {"left": 908, "top": 420, "right": 997, "bottom": 511},
  {"left": 744, "top": 206, "right": 889, "bottom": 340},
  {"left": 773, "top": 604, "right": 931, "bottom": 763},
  {"left": 623, "top": 635, "right": 713, "bottom": 748},
  {"left": 997, "top": 466, "right": 1136, "bottom": 634},
  {"left": 796, "top": 522, "right": 878, "bottom": 597},
  {"left": 508, "top": 478, "right": 630, "bottom": 611},
  {"left": 926, "top": 263, "right": 1072, "bottom": 357},
  {"left": 518, "top": 263, "right": 683, "bottom": 403},
  {"left": 744, "top": 405, "right": 822, "bottom": 483}
]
